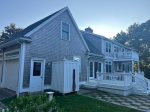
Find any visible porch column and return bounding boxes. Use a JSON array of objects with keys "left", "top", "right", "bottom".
[
  {"left": 17, "top": 43, "right": 26, "bottom": 96},
  {"left": 138, "top": 61, "right": 140, "bottom": 72},
  {"left": 131, "top": 60, "right": 134, "bottom": 73}
]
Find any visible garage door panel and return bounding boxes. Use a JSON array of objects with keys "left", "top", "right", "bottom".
[{"left": 5, "top": 59, "right": 19, "bottom": 91}]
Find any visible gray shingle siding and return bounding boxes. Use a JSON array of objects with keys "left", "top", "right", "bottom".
[{"left": 23, "top": 10, "right": 88, "bottom": 88}]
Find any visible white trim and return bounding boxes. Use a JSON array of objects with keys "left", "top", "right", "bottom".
[
  {"left": 17, "top": 43, "right": 26, "bottom": 96},
  {"left": 66, "top": 8, "right": 90, "bottom": 51},
  {"left": 29, "top": 58, "right": 45, "bottom": 92}
]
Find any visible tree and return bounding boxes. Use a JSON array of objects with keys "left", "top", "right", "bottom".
[
  {"left": 113, "top": 19, "right": 150, "bottom": 79},
  {"left": 114, "top": 31, "right": 128, "bottom": 45},
  {"left": 0, "top": 23, "right": 22, "bottom": 42}
]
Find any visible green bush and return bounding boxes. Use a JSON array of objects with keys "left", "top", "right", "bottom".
[{"left": 8, "top": 94, "right": 63, "bottom": 112}]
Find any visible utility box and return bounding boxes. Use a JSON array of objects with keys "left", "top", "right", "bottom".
[{"left": 51, "top": 60, "right": 79, "bottom": 94}]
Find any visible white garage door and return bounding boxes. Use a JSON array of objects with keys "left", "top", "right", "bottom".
[{"left": 4, "top": 59, "right": 19, "bottom": 91}]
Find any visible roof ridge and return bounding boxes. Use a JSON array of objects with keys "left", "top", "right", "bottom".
[
  {"left": 80, "top": 30, "right": 106, "bottom": 39},
  {"left": 81, "top": 30, "right": 130, "bottom": 50},
  {"left": 3, "top": 7, "right": 68, "bottom": 43}
]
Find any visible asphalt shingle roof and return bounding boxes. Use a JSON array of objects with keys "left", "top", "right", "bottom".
[
  {"left": 81, "top": 31, "right": 103, "bottom": 56},
  {"left": 2, "top": 8, "right": 63, "bottom": 43}
]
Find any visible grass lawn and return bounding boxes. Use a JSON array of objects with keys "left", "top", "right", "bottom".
[
  {"left": 2, "top": 94, "right": 140, "bottom": 112},
  {"left": 55, "top": 94, "right": 140, "bottom": 112}
]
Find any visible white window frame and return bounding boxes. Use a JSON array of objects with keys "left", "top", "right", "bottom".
[{"left": 61, "top": 21, "right": 70, "bottom": 41}]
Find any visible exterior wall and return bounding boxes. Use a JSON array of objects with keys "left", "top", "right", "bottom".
[{"left": 23, "top": 11, "right": 88, "bottom": 88}]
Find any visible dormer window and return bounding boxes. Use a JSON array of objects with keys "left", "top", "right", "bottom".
[{"left": 61, "top": 22, "right": 70, "bottom": 41}]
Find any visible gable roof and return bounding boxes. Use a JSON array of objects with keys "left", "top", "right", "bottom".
[
  {"left": 81, "top": 31, "right": 103, "bottom": 56},
  {"left": 0, "top": 7, "right": 89, "bottom": 51},
  {"left": 3, "top": 8, "right": 63, "bottom": 43},
  {"left": 81, "top": 30, "right": 131, "bottom": 54}
]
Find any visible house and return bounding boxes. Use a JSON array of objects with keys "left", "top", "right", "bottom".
[
  {"left": 0, "top": 7, "right": 149, "bottom": 96},
  {"left": 0, "top": 7, "right": 89, "bottom": 95},
  {"left": 81, "top": 27, "right": 150, "bottom": 96}
]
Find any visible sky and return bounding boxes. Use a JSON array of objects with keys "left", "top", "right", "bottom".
[{"left": 0, "top": 0, "right": 150, "bottom": 38}]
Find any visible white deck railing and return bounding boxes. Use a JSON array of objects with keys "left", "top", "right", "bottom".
[
  {"left": 103, "top": 73, "right": 124, "bottom": 81},
  {"left": 114, "top": 51, "right": 139, "bottom": 60},
  {"left": 97, "top": 72, "right": 150, "bottom": 91},
  {"left": 97, "top": 72, "right": 133, "bottom": 85}
]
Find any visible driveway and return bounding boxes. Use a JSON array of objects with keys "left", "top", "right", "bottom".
[
  {"left": 79, "top": 88, "right": 150, "bottom": 112},
  {"left": 0, "top": 88, "right": 16, "bottom": 110},
  {"left": 0, "top": 88, "right": 16, "bottom": 101}
]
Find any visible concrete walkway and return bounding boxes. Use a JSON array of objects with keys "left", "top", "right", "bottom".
[
  {"left": 79, "top": 88, "right": 150, "bottom": 112},
  {"left": 0, "top": 88, "right": 16, "bottom": 101}
]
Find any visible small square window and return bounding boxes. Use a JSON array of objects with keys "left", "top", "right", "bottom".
[
  {"left": 33, "top": 62, "right": 41, "bottom": 76},
  {"left": 61, "top": 22, "right": 70, "bottom": 40}
]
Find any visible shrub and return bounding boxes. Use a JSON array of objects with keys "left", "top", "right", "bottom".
[{"left": 8, "top": 94, "right": 63, "bottom": 112}]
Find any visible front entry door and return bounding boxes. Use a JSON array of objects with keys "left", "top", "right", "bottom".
[
  {"left": 30, "top": 60, "right": 45, "bottom": 92},
  {"left": 94, "top": 62, "right": 98, "bottom": 78},
  {"left": 89, "top": 62, "right": 94, "bottom": 79},
  {"left": 89, "top": 62, "right": 102, "bottom": 80}
]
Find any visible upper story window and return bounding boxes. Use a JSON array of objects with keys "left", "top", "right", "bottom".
[
  {"left": 106, "top": 42, "right": 111, "bottom": 52},
  {"left": 61, "top": 22, "right": 70, "bottom": 41},
  {"left": 114, "top": 46, "right": 119, "bottom": 52}
]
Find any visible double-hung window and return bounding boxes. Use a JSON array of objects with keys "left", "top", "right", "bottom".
[
  {"left": 106, "top": 42, "right": 111, "bottom": 52},
  {"left": 106, "top": 61, "right": 112, "bottom": 73},
  {"left": 61, "top": 22, "right": 70, "bottom": 40}
]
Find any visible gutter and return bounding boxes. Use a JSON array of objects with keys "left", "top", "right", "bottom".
[
  {"left": 88, "top": 53, "right": 104, "bottom": 58},
  {"left": 0, "top": 37, "right": 32, "bottom": 49}
]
